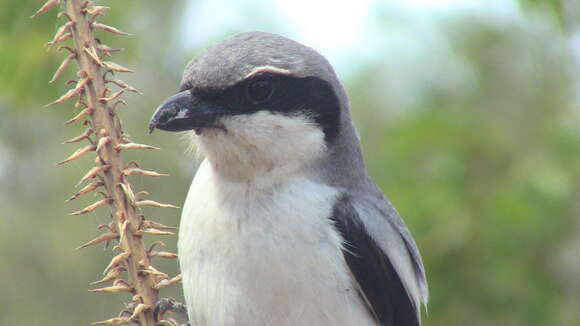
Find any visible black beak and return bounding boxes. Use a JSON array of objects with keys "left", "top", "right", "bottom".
[{"left": 148, "top": 90, "right": 225, "bottom": 133}]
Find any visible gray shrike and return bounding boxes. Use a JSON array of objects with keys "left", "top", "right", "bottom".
[{"left": 149, "top": 32, "right": 428, "bottom": 326}]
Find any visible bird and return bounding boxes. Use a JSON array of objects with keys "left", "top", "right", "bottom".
[{"left": 149, "top": 31, "right": 428, "bottom": 326}]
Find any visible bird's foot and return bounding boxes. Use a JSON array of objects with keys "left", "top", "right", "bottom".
[{"left": 154, "top": 297, "right": 190, "bottom": 326}]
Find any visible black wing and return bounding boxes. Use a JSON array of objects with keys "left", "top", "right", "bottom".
[{"left": 330, "top": 195, "right": 420, "bottom": 326}]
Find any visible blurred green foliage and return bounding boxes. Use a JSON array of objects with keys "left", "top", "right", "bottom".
[
  {"left": 0, "top": 1, "right": 578, "bottom": 325},
  {"left": 518, "top": 0, "right": 580, "bottom": 29},
  {"left": 353, "top": 17, "right": 579, "bottom": 324}
]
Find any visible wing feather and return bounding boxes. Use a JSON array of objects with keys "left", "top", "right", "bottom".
[{"left": 331, "top": 194, "right": 424, "bottom": 326}]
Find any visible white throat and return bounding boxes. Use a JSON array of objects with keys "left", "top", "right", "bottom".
[{"left": 191, "top": 111, "right": 326, "bottom": 186}]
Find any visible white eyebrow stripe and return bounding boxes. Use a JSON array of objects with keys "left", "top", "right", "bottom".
[{"left": 244, "top": 66, "right": 292, "bottom": 79}]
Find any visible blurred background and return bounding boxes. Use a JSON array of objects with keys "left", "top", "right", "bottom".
[{"left": 1, "top": 0, "right": 579, "bottom": 325}]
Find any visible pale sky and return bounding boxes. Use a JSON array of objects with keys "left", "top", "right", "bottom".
[
  {"left": 175, "top": 0, "right": 534, "bottom": 110},
  {"left": 180, "top": 0, "right": 521, "bottom": 77}
]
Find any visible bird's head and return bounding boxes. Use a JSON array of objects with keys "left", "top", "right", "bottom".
[{"left": 149, "top": 32, "right": 349, "bottom": 181}]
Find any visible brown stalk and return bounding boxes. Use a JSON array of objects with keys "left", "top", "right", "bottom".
[
  {"left": 33, "top": 1, "right": 179, "bottom": 325},
  {"left": 64, "top": 0, "right": 159, "bottom": 323}
]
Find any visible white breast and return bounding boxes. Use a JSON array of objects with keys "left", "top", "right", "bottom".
[{"left": 178, "top": 160, "right": 377, "bottom": 326}]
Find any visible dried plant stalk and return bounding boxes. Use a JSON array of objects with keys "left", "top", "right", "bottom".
[{"left": 33, "top": 1, "right": 179, "bottom": 325}]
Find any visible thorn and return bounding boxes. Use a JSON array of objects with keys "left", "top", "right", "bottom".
[
  {"left": 80, "top": 0, "right": 91, "bottom": 10},
  {"left": 115, "top": 143, "right": 159, "bottom": 151},
  {"left": 98, "top": 44, "right": 123, "bottom": 55},
  {"left": 30, "top": 0, "right": 59, "bottom": 18},
  {"left": 103, "top": 252, "right": 130, "bottom": 275},
  {"left": 140, "top": 226, "right": 176, "bottom": 236},
  {"left": 75, "top": 99, "right": 88, "bottom": 109},
  {"left": 46, "top": 77, "right": 90, "bottom": 107},
  {"left": 118, "top": 220, "right": 129, "bottom": 246},
  {"left": 138, "top": 228, "right": 175, "bottom": 236},
  {"left": 97, "top": 222, "right": 114, "bottom": 232},
  {"left": 62, "top": 128, "right": 93, "bottom": 144},
  {"left": 102, "top": 69, "right": 115, "bottom": 81},
  {"left": 46, "top": 32, "right": 72, "bottom": 47},
  {"left": 75, "top": 232, "right": 118, "bottom": 250},
  {"left": 116, "top": 211, "right": 126, "bottom": 224},
  {"left": 135, "top": 200, "right": 179, "bottom": 209},
  {"left": 125, "top": 161, "right": 140, "bottom": 169},
  {"left": 86, "top": 5, "right": 110, "bottom": 16},
  {"left": 99, "top": 89, "right": 124, "bottom": 103},
  {"left": 147, "top": 241, "right": 166, "bottom": 252},
  {"left": 64, "top": 107, "right": 93, "bottom": 125},
  {"left": 56, "top": 11, "right": 72, "bottom": 20},
  {"left": 77, "top": 69, "right": 88, "bottom": 78},
  {"left": 84, "top": 46, "right": 103, "bottom": 66},
  {"left": 92, "top": 22, "right": 131, "bottom": 36},
  {"left": 49, "top": 53, "right": 75, "bottom": 83},
  {"left": 45, "top": 87, "right": 80, "bottom": 107},
  {"left": 57, "top": 144, "right": 95, "bottom": 165},
  {"left": 96, "top": 136, "right": 111, "bottom": 152},
  {"left": 75, "top": 78, "right": 90, "bottom": 92},
  {"left": 106, "top": 79, "right": 142, "bottom": 94},
  {"left": 66, "top": 181, "right": 104, "bottom": 202},
  {"left": 96, "top": 190, "right": 109, "bottom": 199},
  {"left": 118, "top": 183, "right": 136, "bottom": 206},
  {"left": 89, "top": 285, "right": 132, "bottom": 294},
  {"left": 70, "top": 198, "right": 113, "bottom": 216},
  {"left": 140, "top": 266, "right": 168, "bottom": 279},
  {"left": 77, "top": 165, "right": 109, "bottom": 186},
  {"left": 48, "top": 21, "right": 75, "bottom": 48},
  {"left": 96, "top": 43, "right": 122, "bottom": 54},
  {"left": 111, "top": 100, "right": 127, "bottom": 112},
  {"left": 91, "top": 317, "right": 131, "bottom": 325},
  {"left": 90, "top": 280, "right": 133, "bottom": 293},
  {"left": 149, "top": 251, "right": 178, "bottom": 259},
  {"left": 141, "top": 220, "right": 176, "bottom": 230},
  {"left": 135, "top": 191, "right": 150, "bottom": 199},
  {"left": 154, "top": 274, "right": 182, "bottom": 290},
  {"left": 103, "top": 61, "right": 135, "bottom": 73},
  {"left": 120, "top": 132, "right": 130, "bottom": 144},
  {"left": 90, "top": 267, "right": 125, "bottom": 285},
  {"left": 100, "top": 87, "right": 111, "bottom": 98},
  {"left": 122, "top": 167, "right": 168, "bottom": 177},
  {"left": 129, "top": 303, "right": 150, "bottom": 320},
  {"left": 132, "top": 294, "right": 143, "bottom": 303},
  {"left": 57, "top": 45, "right": 76, "bottom": 54}
]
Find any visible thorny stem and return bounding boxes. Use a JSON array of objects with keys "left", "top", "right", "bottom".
[
  {"left": 34, "top": 0, "right": 180, "bottom": 325},
  {"left": 64, "top": 0, "right": 158, "bottom": 324},
  {"left": 64, "top": 1, "right": 160, "bottom": 325}
]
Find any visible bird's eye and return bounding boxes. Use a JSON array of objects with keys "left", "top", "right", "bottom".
[{"left": 246, "top": 79, "right": 274, "bottom": 103}]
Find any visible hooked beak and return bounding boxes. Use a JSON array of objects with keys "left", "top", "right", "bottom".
[{"left": 148, "top": 90, "right": 226, "bottom": 134}]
